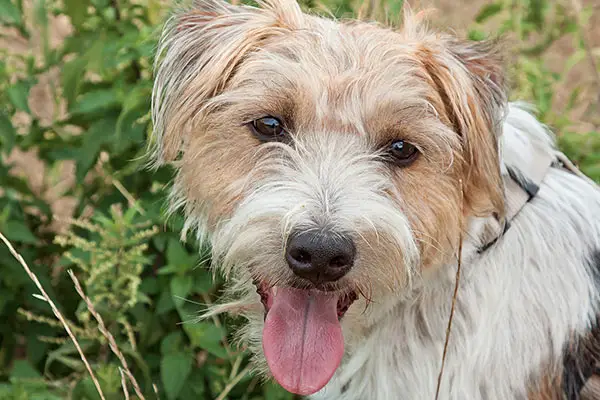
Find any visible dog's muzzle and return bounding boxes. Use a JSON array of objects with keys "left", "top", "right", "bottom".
[{"left": 256, "top": 229, "right": 359, "bottom": 397}]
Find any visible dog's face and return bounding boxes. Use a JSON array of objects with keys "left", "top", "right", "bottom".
[{"left": 151, "top": 0, "right": 506, "bottom": 395}]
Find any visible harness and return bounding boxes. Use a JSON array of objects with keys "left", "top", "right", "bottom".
[
  {"left": 478, "top": 144, "right": 588, "bottom": 254},
  {"left": 339, "top": 145, "right": 596, "bottom": 398},
  {"left": 482, "top": 145, "right": 599, "bottom": 398}
]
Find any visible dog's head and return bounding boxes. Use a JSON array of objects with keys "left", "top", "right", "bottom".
[{"left": 151, "top": 0, "right": 506, "bottom": 394}]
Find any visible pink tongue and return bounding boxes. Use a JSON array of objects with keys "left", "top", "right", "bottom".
[{"left": 262, "top": 287, "right": 344, "bottom": 395}]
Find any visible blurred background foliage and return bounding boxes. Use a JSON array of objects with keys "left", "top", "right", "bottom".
[{"left": 0, "top": 0, "right": 598, "bottom": 398}]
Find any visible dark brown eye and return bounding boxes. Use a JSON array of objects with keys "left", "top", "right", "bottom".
[
  {"left": 389, "top": 140, "right": 419, "bottom": 166},
  {"left": 249, "top": 116, "right": 286, "bottom": 141}
]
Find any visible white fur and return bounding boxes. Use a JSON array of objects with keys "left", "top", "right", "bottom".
[
  {"left": 208, "top": 133, "right": 421, "bottom": 322},
  {"left": 310, "top": 104, "right": 600, "bottom": 399},
  {"left": 149, "top": 2, "right": 600, "bottom": 396}
]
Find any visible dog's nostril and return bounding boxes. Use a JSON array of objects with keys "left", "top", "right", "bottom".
[
  {"left": 285, "top": 230, "right": 356, "bottom": 285},
  {"left": 290, "top": 249, "right": 312, "bottom": 264}
]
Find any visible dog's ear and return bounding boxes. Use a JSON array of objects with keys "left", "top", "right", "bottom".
[
  {"left": 150, "top": 0, "right": 304, "bottom": 165},
  {"left": 416, "top": 37, "right": 507, "bottom": 217}
]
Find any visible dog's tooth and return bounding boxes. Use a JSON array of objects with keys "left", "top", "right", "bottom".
[{"left": 272, "top": 287, "right": 278, "bottom": 296}]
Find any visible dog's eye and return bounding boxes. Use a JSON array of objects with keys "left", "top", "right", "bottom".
[
  {"left": 249, "top": 116, "right": 286, "bottom": 141},
  {"left": 389, "top": 140, "right": 419, "bottom": 166}
]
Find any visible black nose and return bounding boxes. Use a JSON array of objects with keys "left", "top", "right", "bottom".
[{"left": 285, "top": 231, "right": 356, "bottom": 285}]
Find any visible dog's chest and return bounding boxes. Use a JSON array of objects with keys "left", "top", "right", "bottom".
[
  {"left": 312, "top": 240, "right": 600, "bottom": 399},
  {"left": 310, "top": 293, "right": 510, "bottom": 399}
]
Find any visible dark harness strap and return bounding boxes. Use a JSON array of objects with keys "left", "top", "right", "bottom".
[
  {"left": 477, "top": 148, "right": 589, "bottom": 255},
  {"left": 477, "top": 149, "right": 599, "bottom": 398}
]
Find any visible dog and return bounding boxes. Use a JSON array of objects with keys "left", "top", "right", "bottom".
[{"left": 149, "top": 0, "right": 600, "bottom": 398}]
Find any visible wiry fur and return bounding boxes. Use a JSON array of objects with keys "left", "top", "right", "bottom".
[
  {"left": 150, "top": 0, "right": 600, "bottom": 398},
  {"left": 310, "top": 105, "right": 600, "bottom": 399}
]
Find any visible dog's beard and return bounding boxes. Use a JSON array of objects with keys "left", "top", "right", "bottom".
[{"left": 209, "top": 135, "right": 419, "bottom": 395}]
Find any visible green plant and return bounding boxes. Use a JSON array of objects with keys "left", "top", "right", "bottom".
[
  {"left": 0, "top": 0, "right": 291, "bottom": 397},
  {"left": 0, "top": 0, "right": 598, "bottom": 398}
]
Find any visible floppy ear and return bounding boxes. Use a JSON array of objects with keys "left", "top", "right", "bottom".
[
  {"left": 416, "top": 37, "right": 507, "bottom": 217},
  {"left": 150, "top": 0, "right": 304, "bottom": 165}
]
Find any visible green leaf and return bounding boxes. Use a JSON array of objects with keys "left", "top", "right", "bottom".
[
  {"left": 3, "top": 220, "right": 37, "bottom": 244},
  {"left": 64, "top": 0, "right": 90, "bottom": 29},
  {"left": 584, "top": 164, "right": 600, "bottom": 183},
  {"left": 468, "top": 29, "right": 487, "bottom": 42},
  {"left": 91, "top": 0, "right": 110, "bottom": 7},
  {"left": 170, "top": 275, "right": 192, "bottom": 310},
  {"left": 74, "top": 376, "right": 104, "bottom": 400},
  {"left": 11, "top": 360, "right": 41, "bottom": 379},
  {"left": 167, "top": 239, "right": 188, "bottom": 265},
  {"left": 0, "top": 0, "right": 22, "bottom": 25},
  {"left": 140, "top": 277, "right": 159, "bottom": 295},
  {"left": 178, "top": 369, "right": 206, "bottom": 397},
  {"left": 385, "top": 0, "right": 404, "bottom": 22},
  {"left": 0, "top": 294, "right": 8, "bottom": 315},
  {"left": 120, "top": 346, "right": 153, "bottom": 390},
  {"left": 95, "top": 364, "right": 122, "bottom": 398},
  {"left": 27, "top": 390, "right": 64, "bottom": 400},
  {"left": 193, "top": 266, "right": 214, "bottom": 294},
  {"left": 45, "top": 341, "right": 94, "bottom": 375},
  {"left": 563, "top": 49, "right": 585, "bottom": 75},
  {"left": 156, "top": 288, "right": 176, "bottom": 315},
  {"left": 264, "top": 381, "right": 295, "bottom": 400},
  {"left": 523, "top": 0, "right": 545, "bottom": 30},
  {"left": 0, "top": 113, "right": 16, "bottom": 154},
  {"left": 183, "top": 322, "right": 228, "bottom": 358},
  {"left": 75, "top": 117, "right": 117, "bottom": 180},
  {"left": 122, "top": 206, "right": 139, "bottom": 224},
  {"left": 7, "top": 81, "right": 31, "bottom": 113},
  {"left": 61, "top": 57, "right": 88, "bottom": 107},
  {"left": 34, "top": 0, "right": 49, "bottom": 62},
  {"left": 51, "top": 355, "right": 87, "bottom": 371},
  {"left": 166, "top": 239, "right": 196, "bottom": 272},
  {"left": 160, "top": 331, "right": 183, "bottom": 355},
  {"left": 157, "top": 264, "right": 179, "bottom": 275},
  {"left": 147, "top": 0, "right": 163, "bottom": 25},
  {"left": 161, "top": 352, "right": 193, "bottom": 400},
  {"left": 475, "top": 2, "right": 503, "bottom": 23},
  {"left": 70, "top": 89, "right": 120, "bottom": 115},
  {"left": 27, "top": 331, "right": 50, "bottom": 366},
  {"left": 565, "top": 87, "right": 582, "bottom": 112},
  {"left": 115, "top": 86, "right": 151, "bottom": 149}
]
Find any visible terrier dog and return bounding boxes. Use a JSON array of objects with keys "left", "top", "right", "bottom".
[{"left": 150, "top": 0, "right": 600, "bottom": 398}]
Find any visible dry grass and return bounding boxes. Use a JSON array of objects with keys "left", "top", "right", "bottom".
[
  {"left": 1, "top": 0, "right": 597, "bottom": 398},
  {"left": 0, "top": 232, "right": 107, "bottom": 400},
  {"left": 68, "top": 269, "right": 147, "bottom": 400},
  {"left": 0, "top": 228, "right": 152, "bottom": 399}
]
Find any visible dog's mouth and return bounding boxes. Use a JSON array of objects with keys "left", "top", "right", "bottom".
[
  {"left": 256, "top": 283, "right": 358, "bottom": 319},
  {"left": 255, "top": 281, "right": 357, "bottom": 395}
]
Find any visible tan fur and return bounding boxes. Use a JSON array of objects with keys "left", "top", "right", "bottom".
[
  {"left": 153, "top": 0, "right": 507, "bottom": 269},
  {"left": 415, "top": 39, "right": 506, "bottom": 218},
  {"left": 149, "top": 1, "right": 600, "bottom": 398},
  {"left": 527, "top": 372, "right": 562, "bottom": 400},
  {"left": 149, "top": 1, "right": 545, "bottom": 396}
]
